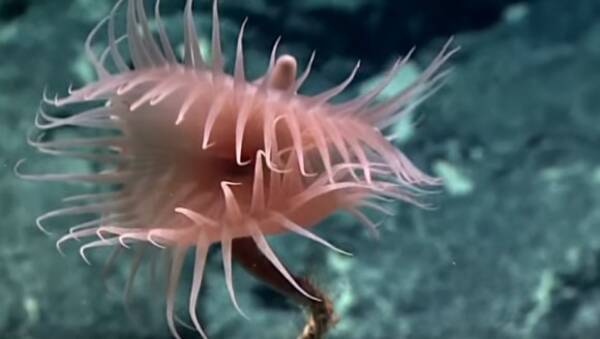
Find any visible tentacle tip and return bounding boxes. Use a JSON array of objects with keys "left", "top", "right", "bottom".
[
  {"left": 237, "top": 307, "right": 251, "bottom": 321},
  {"left": 35, "top": 223, "right": 54, "bottom": 237},
  {"left": 236, "top": 158, "right": 252, "bottom": 166},
  {"left": 55, "top": 243, "right": 66, "bottom": 257},
  {"left": 308, "top": 295, "right": 322, "bottom": 303},
  {"left": 339, "top": 249, "right": 353, "bottom": 257},
  {"left": 421, "top": 203, "right": 439, "bottom": 211},
  {"left": 221, "top": 180, "right": 243, "bottom": 188},
  {"left": 13, "top": 159, "right": 27, "bottom": 178},
  {"left": 301, "top": 169, "right": 318, "bottom": 177},
  {"left": 201, "top": 141, "right": 215, "bottom": 150},
  {"left": 119, "top": 240, "right": 132, "bottom": 249},
  {"left": 80, "top": 253, "right": 92, "bottom": 265},
  {"left": 147, "top": 233, "right": 167, "bottom": 249},
  {"left": 41, "top": 87, "right": 57, "bottom": 106}
]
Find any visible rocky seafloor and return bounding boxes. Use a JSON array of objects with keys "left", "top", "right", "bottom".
[{"left": 1, "top": 0, "right": 600, "bottom": 338}]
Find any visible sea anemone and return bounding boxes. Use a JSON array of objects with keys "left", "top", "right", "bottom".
[{"left": 18, "top": 0, "right": 456, "bottom": 337}]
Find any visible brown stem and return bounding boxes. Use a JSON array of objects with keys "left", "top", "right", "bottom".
[{"left": 232, "top": 237, "right": 338, "bottom": 339}]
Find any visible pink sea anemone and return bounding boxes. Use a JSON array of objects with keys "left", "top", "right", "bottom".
[{"left": 19, "top": 0, "right": 456, "bottom": 337}]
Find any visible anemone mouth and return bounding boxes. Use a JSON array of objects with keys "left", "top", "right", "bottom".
[{"left": 20, "top": 0, "right": 456, "bottom": 338}]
